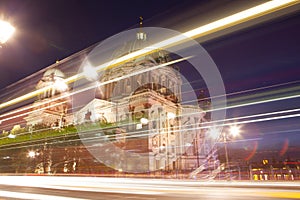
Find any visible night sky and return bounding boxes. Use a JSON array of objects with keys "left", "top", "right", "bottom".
[
  {"left": 0, "top": 0, "right": 183, "bottom": 89},
  {"left": 0, "top": 1, "right": 300, "bottom": 161},
  {"left": 1, "top": 0, "right": 299, "bottom": 91}
]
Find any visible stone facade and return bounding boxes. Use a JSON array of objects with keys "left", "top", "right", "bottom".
[{"left": 23, "top": 31, "right": 218, "bottom": 173}]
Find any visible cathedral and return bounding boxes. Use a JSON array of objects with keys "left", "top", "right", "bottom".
[{"left": 20, "top": 29, "right": 218, "bottom": 174}]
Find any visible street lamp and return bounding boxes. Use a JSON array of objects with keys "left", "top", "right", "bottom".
[
  {"left": 229, "top": 125, "right": 241, "bottom": 137},
  {"left": 28, "top": 151, "right": 36, "bottom": 158},
  {"left": 223, "top": 125, "right": 241, "bottom": 179},
  {"left": 0, "top": 20, "right": 15, "bottom": 44}
]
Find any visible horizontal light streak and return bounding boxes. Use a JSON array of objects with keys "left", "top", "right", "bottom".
[
  {"left": 218, "top": 113, "right": 300, "bottom": 129},
  {"left": 81, "top": 111, "right": 300, "bottom": 145},
  {"left": 1, "top": 77, "right": 299, "bottom": 128},
  {"left": 72, "top": 57, "right": 191, "bottom": 97},
  {"left": 82, "top": 111, "right": 300, "bottom": 141},
  {"left": 0, "top": 57, "right": 189, "bottom": 124},
  {"left": 0, "top": 191, "right": 84, "bottom": 200},
  {"left": 1, "top": 106, "right": 298, "bottom": 149},
  {"left": 0, "top": 0, "right": 297, "bottom": 110},
  {"left": 0, "top": 101, "right": 67, "bottom": 127},
  {"left": 184, "top": 0, "right": 298, "bottom": 39},
  {"left": 0, "top": 176, "right": 299, "bottom": 199},
  {"left": 172, "top": 79, "right": 300, "bottom": 105},
  {"left": 179, "top": 92, "right": 300, "bottom": 123},
  {"left": 206, "top": 93, "right": 300, "bottom": 113},
  {"left": 75, "top": 108, "right": 300, "bottom": 142},
  {"left": 0, "top": 85, "right": 299, "bottom": 138},
  {"left": 0, "top": 83, "right": 65, "bottom": 110}
]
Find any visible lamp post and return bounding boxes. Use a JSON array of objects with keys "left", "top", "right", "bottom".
[
  {"left": 223, "top": 125, "right": 241, "bottom": 180},
  {"left": 0, "top": 20, "right": 15, "bottom": 45},
  {"left": 223, "top": 132, "right": 231, "bottom": 180}
]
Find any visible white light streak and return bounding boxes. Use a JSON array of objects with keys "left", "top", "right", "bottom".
[
  {"left": 203, "top": 108, "right": 300, "bottom": 126},
  {"left": 0, "top": 57, "right": 188, "bottom": 126},
  {"left": 0, "top": 191, "right": 85, "bottom": 200},
  {"left": 2, "top": 108, "right": 298, "bottom": 146},
  {"left": 0, "top": 101, "right": 67, "bottom": 124},
  {"left": 0, "top": 176, "right": 299, "bottom": 198},
  {"left": 207, "top": 94, "right": 300, "bottom": 113},
  {"left": 184, "top": 0, "right": 298, "bottom": 39}
]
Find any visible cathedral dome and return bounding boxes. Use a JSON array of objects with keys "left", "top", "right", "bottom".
[
  {"left": 36, "top": 68, "right": 68, "bottom": 99},
  {"left": 112, "top": 31, "right": 148, "bottom": 59}
]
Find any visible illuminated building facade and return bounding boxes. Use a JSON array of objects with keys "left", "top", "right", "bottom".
[
  {"left": 0, "top": 30, "right": 218, "bottom": 175},
  {"left": 73, "top": 30, "right": 217, "bottom": 173}
]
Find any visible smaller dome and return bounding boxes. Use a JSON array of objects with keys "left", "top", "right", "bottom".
[{"left": 43, "top": 68, "right": 65, "bottom": 78}]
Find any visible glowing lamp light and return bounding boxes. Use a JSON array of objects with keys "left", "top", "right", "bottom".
[
  {"left": 159, "top": 145, "right": 166, "bottom": 150},
  {"left": 229, "top": 125, "right": 241, "bottom": 137},
  {"left": 185, "top": 142, "right": 193, "bottom": 147},
  {"left": 28, "top": 151, "right": 36, "bottom": 158},
  {"left": 167, "top": 112, "right": 176, "bottom": 119},
  {"left": 140, "top": 118, "right": 149, "bottom": 125},
  {"left": 0, "top": 20, "right": 15, "bottom": 44}
]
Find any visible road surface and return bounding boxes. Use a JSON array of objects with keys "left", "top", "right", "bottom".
[{"left": 0, "top": 176, "right": 299, "bottom": 199}]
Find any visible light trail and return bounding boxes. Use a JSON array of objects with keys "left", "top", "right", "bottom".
[
  {"left": 206, "top": 93, "right": 300, "bottom": 113},
  {"left": 0, "top": 96, "right": 297, "bottom": 139},
  {"left": 180, "top": 80, "right": 300, "bottom": 106},
  {"left": 0, "top": 83, "right": 298, "bottom": 140},
  {"left": 178, "top": 91, "right": 300, "bottom": 122},
  {"left": 180, "top": 79, "right": 300, "bottom": 102},
  {"left": 0, "top": 0, "right": 297, "bottom": 111},
  {"left": 183, "top": 0, "right": 299, "bottom": 39},
  {"left": 0, "top": 57, "right": 189, "bottom": 124},
  {"left": 80, "top": 110, "right": 300, "bottom": 141},
  {"left": 220, "top": 80, "right": 300, "bottom": 100},
  {"left": 0, "top": 80, "right": 299, "bottom": 136},
  {"left": 0, "top": 101, "right": 68, "bottom": 127},
  {"left": 202, "top": 108, "right": 300, "bottom": 126},
  {"left": 1, "top": 105, "right": 299, "bottom": 150},
  {"left": 217, "top": 113, "right": 300, "bottom": 130},
  {"left": 80, "top": 109, "right": 300, "bottom": 142},
  {"left": 0, "top": 191, "right": 84, "bottom": 200},
  {"left": 0, "top": 176, "right": 299, "bottom": 200},
  {"left": 1, "top": 74, "right": 299, "bottom": 127}
]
